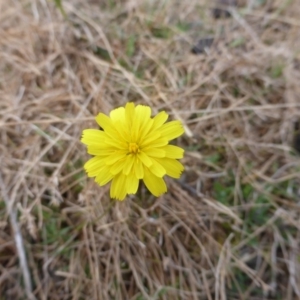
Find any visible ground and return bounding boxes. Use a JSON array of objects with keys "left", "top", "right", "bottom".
[{"left": 1, "top": 0, "right": 300, "bottom": 299}]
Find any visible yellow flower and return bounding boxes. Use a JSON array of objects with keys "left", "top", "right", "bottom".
[{"left": 81, "top": 102, "right": 184, "bottom": 200}]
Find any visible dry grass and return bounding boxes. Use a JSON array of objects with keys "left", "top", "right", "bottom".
[{"left": 1, "top": 0, "right": 300, "bottom": 299}]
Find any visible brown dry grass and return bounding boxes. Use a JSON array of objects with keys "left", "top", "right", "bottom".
[{"left": 1, "top": 0, "right": 300, "bottom": 299}]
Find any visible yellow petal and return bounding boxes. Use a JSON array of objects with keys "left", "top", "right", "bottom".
[
  {"left": 104, "top": 136, "right": 127, "bottom": 149},
  {"left": 84, "top": 156, "right": 105, "bottom": 177},
  {"left": 143, "top": 168, "right": 167, "bottom": 196},
  {"left": 100, "top": 120, "right": 127, "bottom": 143},
  {"left": 123, "top": 155, "right": 135, "bottom": 175},
  {"left": 137, "top": 152, "right": 152, "bottom": 167},
  {"left": 114, "top": 121, "right": 130, "bottom": 142},
  {"left": 129, "top": 105, "right": 151, "bottom": 142},
  {"left": 160, "top": 121, "right": 184, "bottom": 141},
  {"left": 164, "top": 145, "right": 184, "bottom": 159},
  {"left": 152, "top": 111, "right": 168, "bottom": 130},
  {"left": 95, "top": 113, "right": 129, "bottom": 146},
  {"left": 87, "top": 146, "right": 115, "bottom": 156},
  {"left": 95, "top": 113, "right": 112, "bottom": 130},
  {"left": 131, "top": 111, "right": 142, "bottom": 142},
  {"left": 135, "top": 105, "right": 151, "bottom": 131},
  {"left": 104, "top": 124, "right": 123, "bottom": 141},
  {"left": 143, "top": 137, "right": 168, "bottom": 148},
  {"left": 105, "top": 151, "right": 127, "bottom": 165},
  {"left": 110, "top": 107, "right": 125, "bottom": 123},
  {"left": 142, "top": 147, "right": 165, "bottom": 158},
  {"left": 138, "top": 118, "right": 154, "bottom": 143},
  {"left": 155, "top": 158, "right": 184, "bottom": 178},
  {"left": 149, "top": 159, "right": 166, "bottom": 177},
  {"left": 126, "top": 172, "right": 139, "bottom": 194},
  {"left": 110, "top": 173, "right": 127, "bottom": 200},
  {"left": 140, "top": 131, "right": 161, "bottom": 147},
  {"left": 95, "top": 166, "right": 114, "bottom": 185},
  {"left": 109, "top": 157, "right": 127, "bottom": 175},
  {"left": 81, "top": 129, "right": 106, "bottom": 146},
  {"left": 135, "top": 105, "right": 151, "bottom": 119},
  {"left": 125, "top": 102, "right": 135, "bottom": 127},
  {"left": 134, "top": 157, "right": 144, "bottom": 179}
]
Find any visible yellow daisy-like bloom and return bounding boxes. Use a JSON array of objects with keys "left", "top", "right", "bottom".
[{"left": 81, "top": 102, "right": 184, "bottom": 200}]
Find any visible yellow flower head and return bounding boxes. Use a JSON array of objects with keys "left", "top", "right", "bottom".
[{"left": 81, "top": 102, "right": 184, "bottom": 200}]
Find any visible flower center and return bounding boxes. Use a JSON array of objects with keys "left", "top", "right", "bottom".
[{"left": 128, "top": 142, "right": 140, "bottom": 154}]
